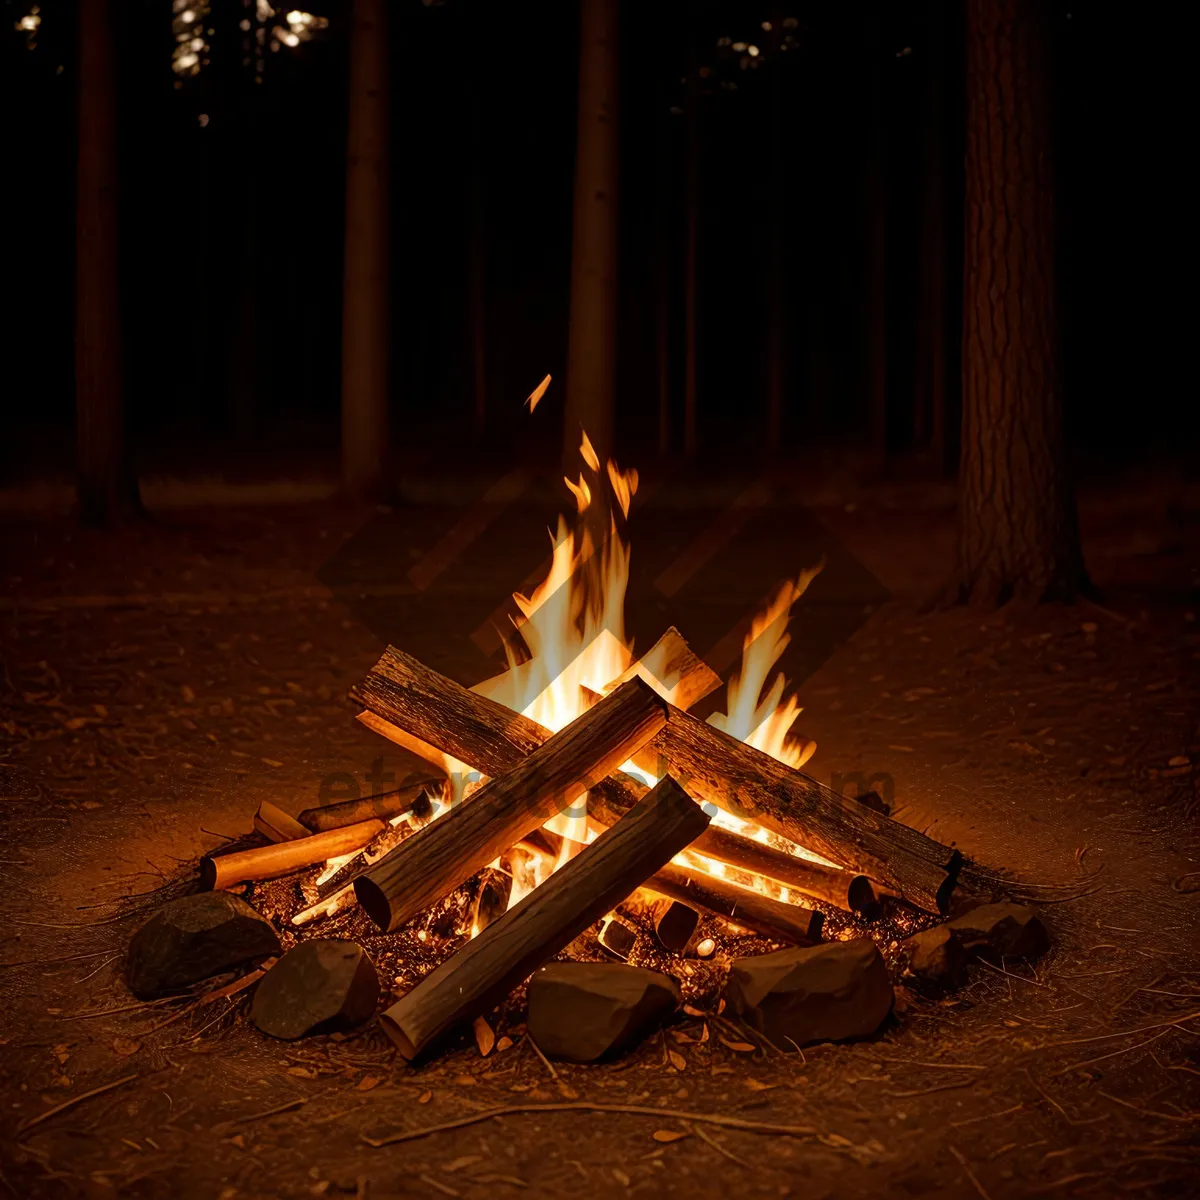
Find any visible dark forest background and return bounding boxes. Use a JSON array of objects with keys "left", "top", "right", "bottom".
[{"left": 2, "top": 0, "right": 1192, "bottom": 482}]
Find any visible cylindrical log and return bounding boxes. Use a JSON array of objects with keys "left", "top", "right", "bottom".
[
  {"left": 354, "top": 678, "right": 668, "bottom": 933},
  {"left": 588, "top": 780, "right": 880, "bottom": 917},
  {"left": 379, "top": 775, "right": 711, "bottom": 1060},
  {"left": 351, "top": 644, "right": 960, "bottom": 913},
  {"left": 648, "top": 862, "right": 824, "bottom": 946},
  {"left": 200, "top": 820, "right": 384, "bottom": 891},
  {"left": 638, "top": 708, "right": 961, "bottom": 913},
  {"left": 253, "top": 801, "right": 311, "bottom": 843},
  {"left": 298, "top": 781, "right": 436, "bottom": 833},
  {"left": 601, "top": 626, "right": 722, "bottom": 711}
]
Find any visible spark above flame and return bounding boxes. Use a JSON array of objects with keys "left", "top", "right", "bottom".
[{"left": 525, "top": 373, "right": 552, "bottom": 413}]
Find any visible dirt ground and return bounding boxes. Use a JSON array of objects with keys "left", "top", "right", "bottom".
[{"left": 2, "top": 470, "right": 1199, "bottom": 1199}]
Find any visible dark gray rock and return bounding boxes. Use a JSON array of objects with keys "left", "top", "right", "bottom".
[
  {"left": 126, "top": 892, "right": 281, "bottom": 1000},
  {"left": 948, "top": 903, "right": 1049, "bottom": 961},
  {"left": 724, "top": 938, "right": 893, "bottom": 1049},
  {"left": 527, "top": 962, "right": 680, "bottom": 1062},
  {"left": 251, "top": 940, "right": 379, "bottom": 1040},
  {"left": 901, "top": 924, "right": 967, "bottom": 990},
  {"left": 597, "top": 918, "right": 637, "bottom": 961}
]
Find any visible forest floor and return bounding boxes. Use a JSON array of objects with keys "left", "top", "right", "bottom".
[{"left": 2, "top": 469, "right": 1199, "bottom": 1199}]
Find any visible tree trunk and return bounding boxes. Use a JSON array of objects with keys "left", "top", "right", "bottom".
[
  {"left": 914, "top": 0, "right": 948, "bottom": 469},
  {"left": 341, "top": 0, "right": 390, "bottom": 500},
  {"left": 75, "top": 0, "right": 136, "bottom": 524},
  {"left": 468, "top": 63, "right": 488, "bottom": 445},
  {"left": 765, "top": 9, "right": 787, "bottom": 454},
  {"left": 862, "top": 5, "right": 888, "bottom": 456},
  {"left": 949, "top": 0, "right": 1087, "bottom": 606},
  {"left": 682, "top": 26, "right": 700, "bottom": 460},
  {"left": 654, "top": 94, "right": 672, "bottom": 457},
  {"left": 563, "top": 0, "right": 619, "bottom": 466}
]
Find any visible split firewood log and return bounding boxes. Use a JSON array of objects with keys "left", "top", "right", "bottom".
[{"left": 378, "top": 775, "right": 710, "bottom": 1060}]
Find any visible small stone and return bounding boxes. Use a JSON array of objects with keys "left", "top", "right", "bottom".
[
  {"left": 125, "top": 892, "right": 281, "bottom": 1000},
  {"left": 947, "top": 903, "right": 1049, "bottom": 961},
  {"left": 251, "top": 940, "right": 379, "bottom": 1040},
  {"left": 597, "top": 917, "right": 637, "bottom": 961},
  {"left": 527, "top": 962, "right": 680, "bottom": 1063},
  {"left": 724, "top": 939, "right": 893, "bottom": 1049},
  {"left": 900, "top": 925, "right": 967, "bottom": 991}
]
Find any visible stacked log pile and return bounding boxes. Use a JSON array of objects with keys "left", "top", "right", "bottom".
[{"left": 124, "top": 633, "right": 1035, "bottom": 1065}]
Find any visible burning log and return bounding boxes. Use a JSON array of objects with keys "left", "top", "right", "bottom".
[
  {"left": 600, "top": 625, "right": 722, "bottom": 710},
  {"left": 587, "top": 783, "right": 881, "bottom": 918},
  {"left": 354, "top": 678, "right": 668, "bottom": 933},
  {"left": 649, "top": 862, "right": 824, "bottom": 945},
  {"left": 200, "top": 820, "right": 385, "bottom": 891},
  {"left": 378, "top": 775, "right": 711, "bottom": 1060},
  {"left": 352, "top": 644, "right": 957, "bottom": 913},
  {"left": 253, "top": 801, "right": 310, "bottom": 843},
  {"left": 297, "top": 781, "right": 436, "bottom": 834},
  {"left": 639, "top": 707, "right": 961, "bottom": 914}
]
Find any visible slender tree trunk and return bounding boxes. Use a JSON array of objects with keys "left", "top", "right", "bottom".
[
  {"left": 75, "top": 0, "right": 136, "bottom": 524},
  {"left": 468, "top": 99, "right": 488, "bottom": 446},
  {"left": 682, "top": 28, "right": 700, "bottom": 460},
  {"left": 862, "top": 4, "right": 887, "bottom": 456},
  {"left": 949, "top": 0, "right": 1087, "bottom": 606},
  {"left": 563, "top": 0, "right": 619, "bottom": 466},
  {"left": 915, "top": 0, "right": 948, "bottom": 467},
  {"left": 341, "top": 0, "right": 390, "bottom": 500},
  {"left": 764, "top": 15, "right": 785, "bottom": 455},
  {"left": 654, "top": 96, "right": 671, "bottom": 458}
]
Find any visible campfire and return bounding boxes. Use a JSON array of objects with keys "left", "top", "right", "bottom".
[{"left": 126, "top": 435, "right": 1044, "bottom": 1064}]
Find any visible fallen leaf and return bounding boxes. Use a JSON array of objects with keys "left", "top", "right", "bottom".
[
  {"left": 418, "top": 1090, "right": 433, "bottom": 1104},
  {"left": 496, "top": 1036, "right": 513, "bottom": 1053},
  {"left": 612, "top": 1168, "right": 630, "bottom": 1186},
  {"left": 261, "top": 757, "right": 284, "bottom": 768},
  {"left": 652, "top": 1130, "right": 689, "bottom": 1143},
  {"left": 473, "top": 1016, "right": 495, "bottom": 1057},
  {"left": 356, "top": 1075, "right": 380, "bottom": 1092},
  {"left": 111, "top": 1037, "right": 141, "bottom": 1057},
  {"left": 443, "top": 1155, "right": 482, "bottom": 1173},
  {"left": 228, "top": 1134, "right": 245, "bottom": 1149},
  {"left": 666, "top": 1050, "right": 687, "bottom": 1071},
  {"left": 719, "top": 1039, "right": 756, "bottom": 1054},
  {"left": 557, "top": 1081, "right": 579, "bottom": 1100},
  {"left": 287, "top": 1066, "right": 317, "bottom": 1079},
  {"left": 744, "top": 1079, "right": 778, "bottom": 1092},
  {"left": 682, "top": 1004, "right": 707, "bottom": 1018},
  {"left": 453, "top": 1074, "right": 476, "bottom": 1087},
  {"left": 181, "top": 685, "right": 196, "bottom": 702}
]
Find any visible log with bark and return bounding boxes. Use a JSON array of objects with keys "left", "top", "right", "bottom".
[
  {"left": 297, "top": 780, "right": 436, "bottom": 833},
  {"left": 587, "top": 781, "right": 881, "bottom": 918},
  {"left": 600, "top": 625, "right": 721, "bottom": 710},
  {"left": 351, "top": 643, "right": 955, "bottom": 912},
  {"left": 354, "top": 678, "right": 668, "bottom": 933},
  {"left": 636, "top": 708, "right": 961, "bottom": 913},
  {"left": 649, "top": 861, "right": 824, "bottom": 945},
  {"left": 200, "top": 820, "right": 385, "bottom": 891},
  {"left": 379, "top": 775, "right": 710, "bottom": 1060}
]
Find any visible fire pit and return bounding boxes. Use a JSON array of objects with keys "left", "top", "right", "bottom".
[{"left": 127, "top": 434, "right": 1040, "bottom": 1065}]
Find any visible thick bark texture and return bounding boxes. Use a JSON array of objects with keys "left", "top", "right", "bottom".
[
  {"left": 563, "top": 0, "right": 619, "bottom": 465},
  {"left": 341, "top": 0, "right": 390, "bottom": 500},
  {"left": 951, "top": 0, "right": 1088, "bottom": 606},
  {"left": 379, "top": 776, "right": 709, "bottom": 1060},
  {"left": 75, "top": 0, "right": 137, "bottom": 524}
]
